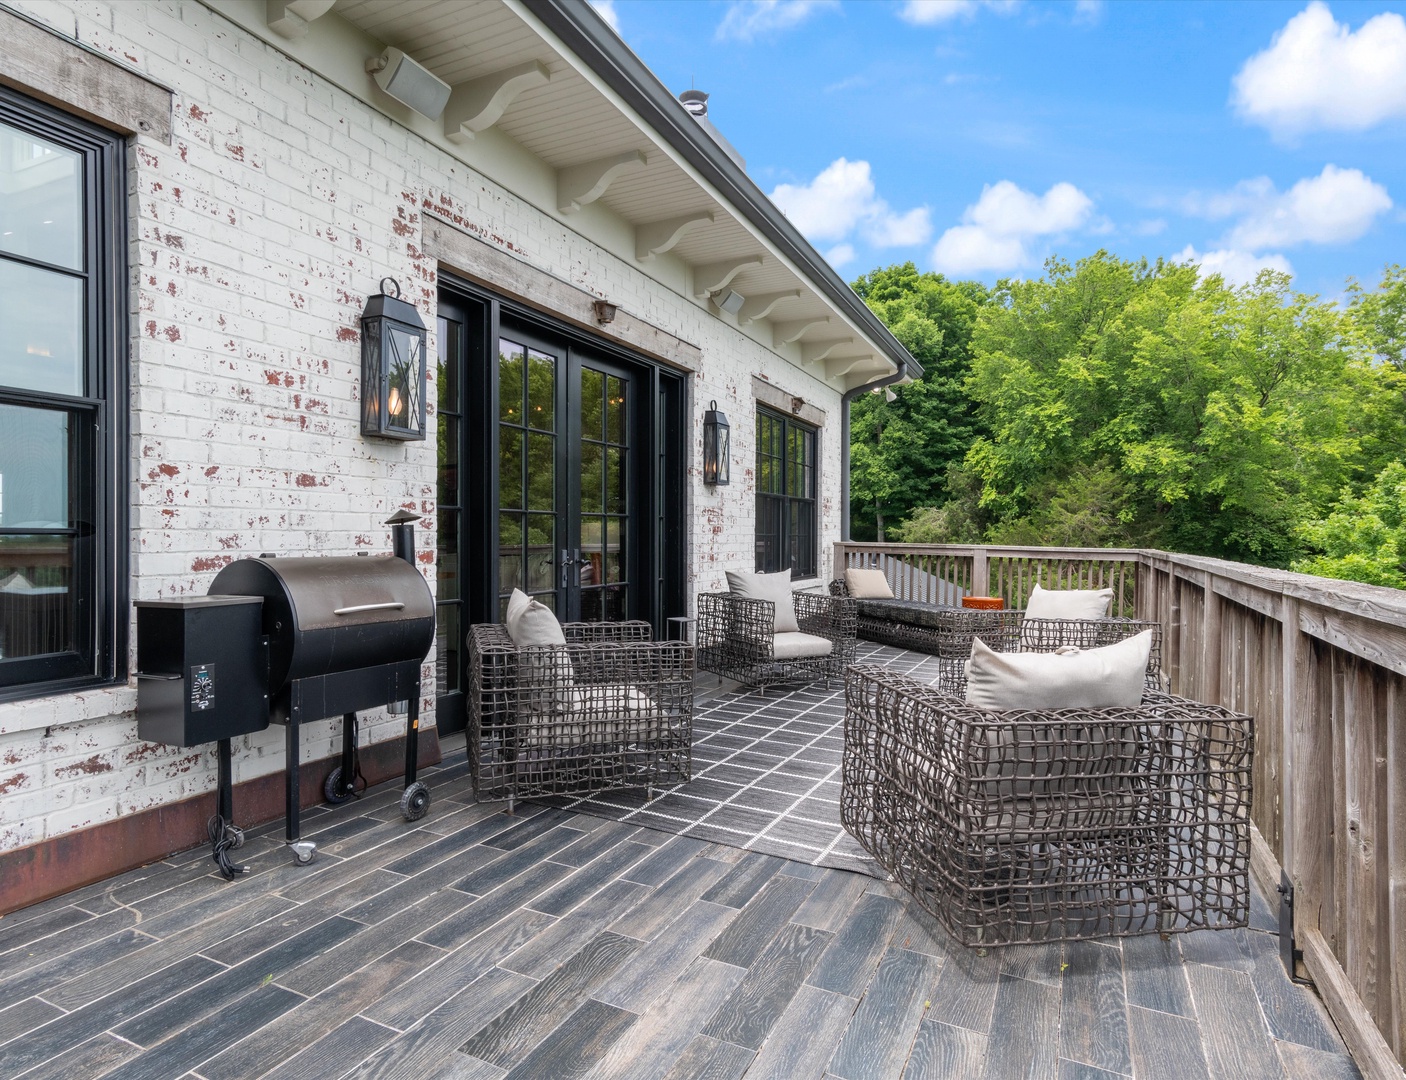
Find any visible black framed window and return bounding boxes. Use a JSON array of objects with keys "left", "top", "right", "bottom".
[
  {"left": 755, "top": 407, "right": 817, "bottom": 578},
  {"left": 0, "top": 88, "right": 126, "bottom": 700}
]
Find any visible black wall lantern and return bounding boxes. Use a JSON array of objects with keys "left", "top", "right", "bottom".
[
  {"left": 702, "top": 400, "right": 730, "bottom": 486},
  {"left": 360, "top": 277, "right": 427, "bottom": 441}
]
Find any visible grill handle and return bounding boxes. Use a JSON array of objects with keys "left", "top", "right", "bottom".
[{"left": 332, "top": 602, "right": 405, "bottom": 616}]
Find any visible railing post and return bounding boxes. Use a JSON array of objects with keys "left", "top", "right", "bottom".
[
  {"left": 1201, "top": 575, "right": 1223, "bottom": 706},
  {"left": 973, "top": 547, "right": 989, "bottom": 598},
  {"left": 832, "top": 541, "right": 846, "bottom": 581}
]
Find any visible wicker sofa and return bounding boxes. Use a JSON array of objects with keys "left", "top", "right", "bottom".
[
  {"left": 468, "top": 620, "right": 693, "bottom": 808},
  {"left": 842, "top": 664, "right": 1253, "bottom": 946},
  {"left": 827, "top": 578, "right": 1162, "bottom": 692},
  {"left": 696, "top": 590, "right": 857, "bottom": 691}
]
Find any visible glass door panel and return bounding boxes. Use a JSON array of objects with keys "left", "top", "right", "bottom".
[
  {"left": 576, "top": 363, "right": 630, "bottom": 623},
  {"left": 497, "top": 336, "right": 558, "bottom": 618}
]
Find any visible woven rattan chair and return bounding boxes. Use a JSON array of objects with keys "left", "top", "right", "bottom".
[
  {"left": 842, "top": 664, "right": 1253, "bottom": 947},
  {"left": 696, "top": 590, "right": 857, "bottom": 691},
  {"left": 468, "top": 620, "right": 693, "bottom": 809}
]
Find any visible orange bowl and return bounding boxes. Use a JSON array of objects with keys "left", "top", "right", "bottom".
[{"left": 961, "top": 596, "right": 1005, "bottom": 610}]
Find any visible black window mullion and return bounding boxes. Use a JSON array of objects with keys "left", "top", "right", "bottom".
[
  {"left": 755, "top": 406, "right": 817, "bottom": 578},
  {"left": 0, "top": 87, "right": 123, "bottom": 701}
]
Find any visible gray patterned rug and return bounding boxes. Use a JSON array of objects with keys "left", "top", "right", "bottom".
[{"left": 535, "top": 641, "right": 944, "bottom": 876}]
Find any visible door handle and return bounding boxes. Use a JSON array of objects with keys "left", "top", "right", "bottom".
[{"left": 560, "top": 548, "right": 582, "bottom": 589}]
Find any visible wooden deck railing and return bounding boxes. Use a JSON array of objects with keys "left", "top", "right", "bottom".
[{"left": 835, "top": 542, "right": 1406, "bottom": 1079}]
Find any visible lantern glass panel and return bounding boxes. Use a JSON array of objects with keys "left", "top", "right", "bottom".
[
  {"left": 386, "top": 324, "right": 423, "bottom": 435},
  {"left": 717, "top": 424, "right": 730, "bottom": 484},
  {"left": 361, "top": 316, "right": 383, "bottom": 434}
]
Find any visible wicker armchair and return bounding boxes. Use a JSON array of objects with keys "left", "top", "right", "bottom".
[
  {"left": 696, "top": 590, "right": 857, "bottom": 690},
  {"left": 842, "top": 664, "right": 1253, "bottom": 947},
  {"left": 468, "top": 620, "right": 693, "bottom": 809}
]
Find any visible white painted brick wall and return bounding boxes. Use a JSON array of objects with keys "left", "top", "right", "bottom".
[{"left": 0, "top": 0, "right": 849, "bottom": 855}]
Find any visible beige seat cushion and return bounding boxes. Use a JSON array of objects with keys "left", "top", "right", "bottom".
[
  {"left": 963, "top": 630, "right": 1152, "bottom": 711},
  {"left": 521, "top": 684, "right": 660, "bottom": 746},
  {"left": 772, "top": 630, "right": 833, "bottom": 659},
  {"left": 844, "top": 567, "right": 894, "bottom": 599},
  {"left": 1022, "top": 583, "right": 1113, "bottom": 621},
  {"left": 725, "top": 568, "right": 800, "bottom": 633}
]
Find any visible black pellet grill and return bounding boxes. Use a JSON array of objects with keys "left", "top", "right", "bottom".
[{"left": 136, "top": 513, "right": 435, "bottom": 869}]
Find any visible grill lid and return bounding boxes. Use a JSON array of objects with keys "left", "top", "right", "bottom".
[{"left": 210, "top": 554, "right": 434, "bottom": 689}]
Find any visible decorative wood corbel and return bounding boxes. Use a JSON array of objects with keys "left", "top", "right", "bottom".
[
  {"left": 557, "top": 150, "right": 647, "bottom": 214},
  {"left": 635, "top": 211, "right": 714, "bottom": 261},
  {"left": 737, "top": 290, "right": 800, "bottom": 325},
  {"left": 692, "top": 255, "right": 763, "bottom": 298},
  {"left": 266, "top": 0, "right": 335, "bottom": 39},
  {"left": 800, "top": 338, "right": 853, "bottom": 366},
  {"left": 772, "top": 316, "right": 830, "bottom": 347},
  {"left": 444, "top": 61, "right": 551, "bottom": 143},
  {"left": 825, "top": 354, "right": 875, "bottom": 380}
]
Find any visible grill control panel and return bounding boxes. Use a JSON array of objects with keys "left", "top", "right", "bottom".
[{"left": 190, "top": 665, "right": 216, "bottom": 711}]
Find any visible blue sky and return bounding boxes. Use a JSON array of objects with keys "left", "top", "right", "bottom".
[{"left": 591, "top": 0, "right": 1406, "bottom": 299}]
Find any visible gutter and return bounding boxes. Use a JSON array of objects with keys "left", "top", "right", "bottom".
[
  {"left": 840, "top": 363, "right": 911, "bottom": 541},
  {"left": 524, "top": 0, "right": 923, "bottom": 382}
]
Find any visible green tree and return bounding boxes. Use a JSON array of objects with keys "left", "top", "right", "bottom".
[
  {"left": 1293, "top": 462, "right": 1406, "bottom": 589},
  {"left": 960, "top": 252, "right": 1386, "bottom": 565},
  {"left": 848, "top": 263, "right": 989, "bottom": 539}
]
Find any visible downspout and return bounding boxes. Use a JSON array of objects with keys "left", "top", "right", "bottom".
[{"left": 840, "top": 362, "right": 910, "bottom": 541}]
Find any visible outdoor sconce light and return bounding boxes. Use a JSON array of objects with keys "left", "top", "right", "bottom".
[
  {"left": 360, "top": 277, "right": 428, "bottom": 441},
  {"left": 592, "top": 300, "right": 618, "bottom": 325},
  {"left": 702, "top": 400, "right": 730, "bottom": 486}
]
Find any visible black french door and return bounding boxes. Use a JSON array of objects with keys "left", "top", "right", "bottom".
[
  {"left": 435, "top": 280, "right": 686, "bottom": 732},
  {"left": 494, "top": 319, "right": 639, "bottom": 624}
]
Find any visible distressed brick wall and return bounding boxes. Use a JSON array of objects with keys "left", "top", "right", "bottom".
[{"left": 0, "top": 0, "right": 846, "bottom": 855}]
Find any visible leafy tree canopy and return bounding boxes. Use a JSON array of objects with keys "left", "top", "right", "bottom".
[
  {"left": 848, "top": 263, "right": 990, "bottom": 539},
  {"left": 857, "top": 255, "right": 1404, "bottom": 585}
]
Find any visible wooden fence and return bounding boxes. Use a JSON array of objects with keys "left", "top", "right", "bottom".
[{"left": 834, "top": 542, "right": 1406, "bottom": 1079}]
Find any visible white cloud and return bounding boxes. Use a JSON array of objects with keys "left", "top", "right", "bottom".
[
  {"left": 825, "top": 243, "right": 856, "bottom": 269},
  {"left": 588, "top": 0, "right": 620, "bottom": 32},
  {"left": 1232, "top": 2, "right": 1406, "bottom": 135},
  {"left": 931, "top": 180, "right": 1093, "bottom": 274},
  {"left": 770, "top": 158, "right": 931, "bottom": 249},
  {"left": 1134, "top": 218, "right": 1167, "bottom": 236},
  {"left": 1174, "top": 245, "right": 1294, "bottom": 286},
  {"left": 898, "top": 0, "right": 1018, "bottom": 24},
  {"left": 1186, "top": 165, "right": 1392, "bottom": 249},
  {"left": 715, "top": 0, "right": 838, "bottom": 42},
  {"left": 1073, "top": 0, "right": 1103, "bottom": 26}
]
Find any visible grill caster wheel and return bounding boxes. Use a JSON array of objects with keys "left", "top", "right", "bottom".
[
  {"left": 400, "top": 782, "right": 430, "bottom": 822},
  {"left": 324, "top": 767, "right": 354, "bottom": 805},
  {"left": 289, "top": 841, "right": 317, "bottom": 866}
]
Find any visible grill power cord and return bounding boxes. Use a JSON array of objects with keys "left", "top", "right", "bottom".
[{"left": 207, "top": 814, "right": 250, "bottom": 880}]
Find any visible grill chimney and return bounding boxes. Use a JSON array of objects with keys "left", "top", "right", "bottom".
[{"left": 677, "top": 88, "right": 745, "bottom": 172}]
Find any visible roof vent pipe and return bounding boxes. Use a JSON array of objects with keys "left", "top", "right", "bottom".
[{"left": 676, "top": 89, "right": 746, "bottom": 172}]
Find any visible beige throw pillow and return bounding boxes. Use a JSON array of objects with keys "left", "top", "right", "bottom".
[
  {"left": 505, "top": 588, "right": 566, "bottom": 647},
  {"left": 724, "top": 569, "right": 799, "bottom": 633},
  {"left": 505, "top": 588, "right": 573, "bottom": 689},
  {"left": 964, "top": 629, "right": 1152, "bottom": 711},
  {"left": 844, "top": 567, "right": 894, "bottom": 599},
  {"left": 1023, "top": 583, "right": 1113, "bottom": 621}
]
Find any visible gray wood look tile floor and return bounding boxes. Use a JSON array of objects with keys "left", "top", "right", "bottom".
[{"left": 0, "top": 740, "right": 1361, "bottom": 1079}]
